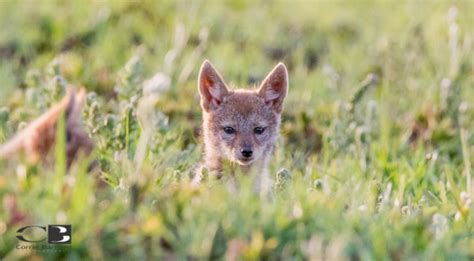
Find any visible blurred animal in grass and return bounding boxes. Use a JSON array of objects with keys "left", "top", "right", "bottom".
[{"left": 0, "top": 87, "right": 94, "bottom": 168}]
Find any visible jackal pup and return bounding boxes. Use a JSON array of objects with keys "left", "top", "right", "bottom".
[{"left": 197, "top": 60, "right": 288, "bottom": 182}]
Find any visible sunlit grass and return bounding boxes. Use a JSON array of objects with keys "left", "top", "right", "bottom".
[{"left": 0, "top": 1, "right": 473, "bottom": 259}]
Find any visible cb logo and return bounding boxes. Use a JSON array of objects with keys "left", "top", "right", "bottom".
[{"left": 16, "top": 225, "right": 71, "bottom": 244}]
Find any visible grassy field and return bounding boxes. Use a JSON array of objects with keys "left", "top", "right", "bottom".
[{"left": 0, "top": 0, "right": 473, "bottom": 260}]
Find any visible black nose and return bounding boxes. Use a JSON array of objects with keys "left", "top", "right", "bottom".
[{"left": 241, "top": 149, "right": 253, "bottom": 158}]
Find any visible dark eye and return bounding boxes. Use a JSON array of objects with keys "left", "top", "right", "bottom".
[
  {"left": 223, "top": 127, "right": 235, "bottom": 134},
  {"left": 254, "top": 127, "right": 265, "bottom": 134}
]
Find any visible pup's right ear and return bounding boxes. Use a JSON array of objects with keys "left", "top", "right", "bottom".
[{"left": 198, "top": 60, "right": 229, "bottom": 111}]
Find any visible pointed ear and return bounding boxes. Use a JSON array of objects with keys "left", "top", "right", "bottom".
[
  {"left": 258, "top": 63, "right": 288, "bottom": 113},
  {"left": 66, "top": 87, "right": 86, "bottom": 123},
  {"left": 198, "top": 60, "right": 229, "bottom": 111}
]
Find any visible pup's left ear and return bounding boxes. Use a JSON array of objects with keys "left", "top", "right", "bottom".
[
  {"left": 198, "top": 60, "right": 229, "bottom": 111},
  {"left": 258, "top": 63, "right": 288, "bottom": 113}
]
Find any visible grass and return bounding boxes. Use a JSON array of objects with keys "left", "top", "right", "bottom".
[{"left": 0, "top": 0, "right": 473, "bottom": 260}]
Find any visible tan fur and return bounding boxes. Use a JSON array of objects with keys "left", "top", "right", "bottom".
[
  {"left": 194, "top": 60, "right": 288, "bottom": 192},
  {"left": 0, "top": 87, "right": 94, "bottom": 167}
]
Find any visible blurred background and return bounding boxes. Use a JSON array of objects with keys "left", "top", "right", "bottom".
[
  {"left": 0, "top": 0, "right": 473, "bottom": 259},
  {"left": 1, "top": 0, "right": 472, "bottom": 155}
]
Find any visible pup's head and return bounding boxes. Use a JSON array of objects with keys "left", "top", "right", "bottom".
[{"left": 198, "top": 60, "right": 288, "bottom": 166}]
